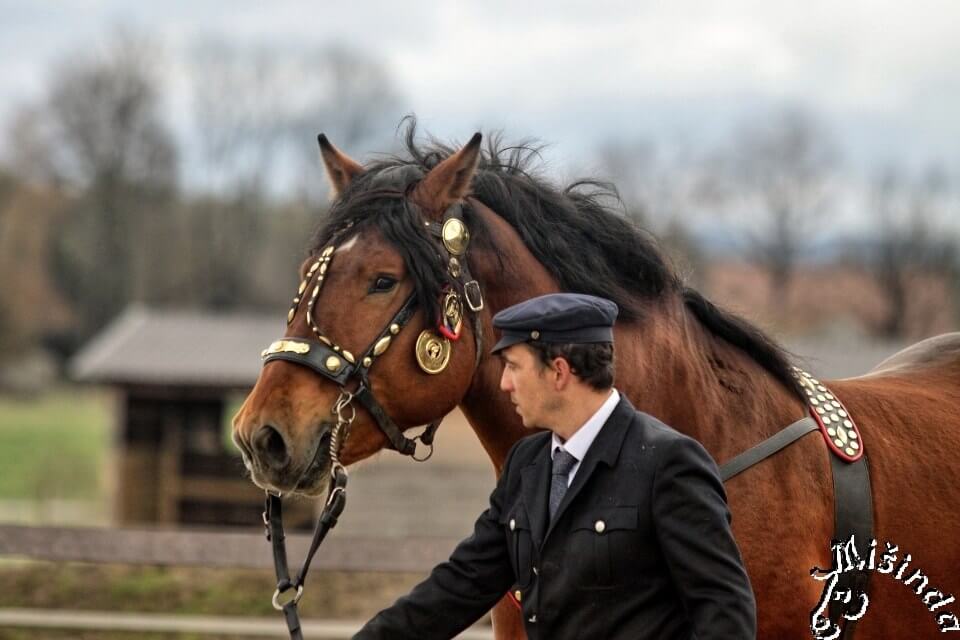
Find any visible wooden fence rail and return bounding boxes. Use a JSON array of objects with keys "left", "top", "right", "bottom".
[{"left": 0, "top": 524, "right": 460, "bottom": 572}]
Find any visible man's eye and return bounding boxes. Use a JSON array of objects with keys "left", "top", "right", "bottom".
[{"left": 370, "top": 276, "right": 397, "bottom": 293}]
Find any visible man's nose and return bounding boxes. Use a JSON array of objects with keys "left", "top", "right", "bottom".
[{"left": 499, "top": 371, "right": 511, "bottom": 392}]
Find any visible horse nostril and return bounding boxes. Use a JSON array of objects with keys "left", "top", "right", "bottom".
[{"left": 252, "top": 425, "right": 291, "bottom": 470}]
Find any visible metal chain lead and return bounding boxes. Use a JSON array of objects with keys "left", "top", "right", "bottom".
[{"left": 326, "top": 390, "right": 356, "bottom": 504}]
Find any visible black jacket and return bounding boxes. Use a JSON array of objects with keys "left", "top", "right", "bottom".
[{"left": 354, "top": 396, "right": 756, "bottom": 639}]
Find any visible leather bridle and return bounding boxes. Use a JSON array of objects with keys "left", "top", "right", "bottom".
[{"left": 258, "top": 200, "right": 485, "bottom": 639}]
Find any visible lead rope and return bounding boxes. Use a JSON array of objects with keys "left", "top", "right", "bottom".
[{"left": 265, "top": 390, "right": 356, "bottom": 639}]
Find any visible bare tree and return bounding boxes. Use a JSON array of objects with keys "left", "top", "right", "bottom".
[
  {"left": 714, "top": 107, "right": 839, "bottom": 298},
  {"left": 37, "top": 32, "right": 179, "bottom": 341},
  {"left": 868, "top": 165, "right": 957, "bottom": 337},
  {"left": 596, "top": 138, "right": 705, "bottom": 281},
  {"left": 184, "top": 41, "right": 401, "bottom": 309},
  {"left": 189, "top": 40, "right": 400, "bottom": 201}
]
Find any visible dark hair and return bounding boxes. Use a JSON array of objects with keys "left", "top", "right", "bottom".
[
  {"left": 529, "top": 342, "right": 615, "bottom": 391},
  {"left": 310, "top": 117, "right": 803, "bottom": 401}
]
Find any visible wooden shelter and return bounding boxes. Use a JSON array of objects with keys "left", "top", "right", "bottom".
[{"left": 71, "top": 306, "right": 315, "bottom": 529}]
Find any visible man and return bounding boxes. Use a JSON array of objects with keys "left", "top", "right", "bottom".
[{"left": 355, "top": 293, "right": 756, "bottom": 639}]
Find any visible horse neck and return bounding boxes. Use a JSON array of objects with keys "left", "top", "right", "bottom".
[
  {"left": 457, "top": 199, "right": 805, "bottom": 469},
  {"left": 457, "top": 199, "right": 559, "bottom": 472},
  {"left": 614, "top": 297, "right": 808, "bottom": 463}
]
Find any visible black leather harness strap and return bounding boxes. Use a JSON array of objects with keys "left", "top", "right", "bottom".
[
  {"left": 720, "top": 407, "right": 873, "bottom": 639},
  {"left": 265, "top": 465, "right": 348, "bottom": 640},
  {"left": 720, "top": 417, "right": 819, "bottom": 481},
  {"left": 828, "top": 455, "right": 874, "bottom": 639}
]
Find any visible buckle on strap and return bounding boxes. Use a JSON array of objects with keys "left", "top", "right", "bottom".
[{"left": 464, "top": 280, "right": 484, "bottom": 311}]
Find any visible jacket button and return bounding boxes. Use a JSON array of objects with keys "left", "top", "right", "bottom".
[
  {"left": 509, "top": 519, "right": 516, "bottom": 531},
  {"left": 514, "top": 590, "right": 522, "bottom": 602},
  {"left": 595, "top": 520, "right": 606, "bottom": 533}
]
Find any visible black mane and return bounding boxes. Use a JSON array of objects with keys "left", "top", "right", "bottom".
[{"left": 311, "top": 119, "right": 802, "bottom": 399}]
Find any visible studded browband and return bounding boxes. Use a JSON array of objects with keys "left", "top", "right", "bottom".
[{"left": 261, "top": 202, "right": 484, "bottom": 458}]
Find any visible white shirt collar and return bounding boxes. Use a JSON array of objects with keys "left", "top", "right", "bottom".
[{"left": 551, "top": 388, "right": 621, "bottom": 465}]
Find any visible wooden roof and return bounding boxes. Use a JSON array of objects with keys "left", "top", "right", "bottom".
[{"left": 70, "top": 306, "right": 281, "bottom": 389}]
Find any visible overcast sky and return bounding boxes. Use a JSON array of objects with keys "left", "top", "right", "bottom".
[{"left": 2, "top": 0, "right": 959, "bottom": 187}]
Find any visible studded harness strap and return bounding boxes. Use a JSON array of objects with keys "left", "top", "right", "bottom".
[
  {"left": 720, "top": 367, "right": 874, "bottom": 639},
  {"left": 258, "top": 201, "right": 486, "bottom": 640}
]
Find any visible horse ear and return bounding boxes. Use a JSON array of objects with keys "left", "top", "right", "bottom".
[
  {"left": 415, "top": 132, "right": 482, "bottom": 216},
  {"left": 318, "top": 134, "right": 364, "bottom": 197}
]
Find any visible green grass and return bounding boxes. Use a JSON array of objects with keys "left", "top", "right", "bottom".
[{"left": 0, "top": 386, "right": 110, "bottom": 500}]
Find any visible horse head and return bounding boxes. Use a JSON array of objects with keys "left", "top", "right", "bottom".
[{"left": 232, "top": 133, "right": 487, "bottom": 496}]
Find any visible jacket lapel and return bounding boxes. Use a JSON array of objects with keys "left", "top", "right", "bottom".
[
  {"left": 520, "top": 439, "right": 552, "bottom": 548},
  {"left": 543, "top": 396, "right": 635, "bottom": 544}
]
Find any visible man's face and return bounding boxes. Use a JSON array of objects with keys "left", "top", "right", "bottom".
[{"left": 498, "top": 344, "right": 559, "bottom": 429}]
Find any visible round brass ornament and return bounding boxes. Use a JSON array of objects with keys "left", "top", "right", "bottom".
[
  {"left": 415, "top": 330, "right": 452, "bottom": 374},
  {"left": 441, "top": 218, "right": 470, "bottom": 256}
]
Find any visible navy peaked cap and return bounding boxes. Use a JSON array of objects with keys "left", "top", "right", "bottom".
[{"left": 491, "top": 293, "right": 619, "bottom": 354}]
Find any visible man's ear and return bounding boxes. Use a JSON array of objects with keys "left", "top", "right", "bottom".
[{"left": 552, "top": 357, "right": 574, "bottom": 391}]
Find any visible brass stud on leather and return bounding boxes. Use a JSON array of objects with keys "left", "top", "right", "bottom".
[
  {"left": 362, "top": 357, "right": 373, "bottom": 368},
  {"left": 322, "top": 246, "right": 335, "bottom": 257},
  {"left": 342, "top": 350, "right": 355, "bottom": 364},
  {"left": 389, "top": 324, "right": 400, "bottom": 335},
  {"left": 845, "top": 447, "right": 856, "bottom": 456},
  {"left": 823, "top": 416, "right": 831, "bottom": 424},
  {"left": 843, "top": 419, "right": 853, "bottom": 428},
  {"left": 827, "top": 428, "right": 836, "bottom": 436},
  {"left": 834, "top": 438, "right": 845, "bottom": 448},
  {"left": 839, "top": 409, "right": 848, "bottom": 417},
  {"left": 325, "top": 356, "right": 341, "bottom": 372},
  {"left": 287, "top": 308, "right": 295, "bottom": 323},
  {"left": 373, "top": 336, "right": 392, "bottom": 356},
  {"left": 850, "top": 441, "right": 859, "bottom": 450},
  {"left": 441, "top": 218, "right": 470, "bottom": 256}
]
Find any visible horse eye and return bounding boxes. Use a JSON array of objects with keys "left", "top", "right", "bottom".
[{"left": 370, "top": 276, "right": 397, "bottom": 293}]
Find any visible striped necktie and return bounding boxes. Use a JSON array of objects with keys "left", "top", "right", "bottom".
[{"left": 549, "top": 447, "right": 578, "bottom": 521}]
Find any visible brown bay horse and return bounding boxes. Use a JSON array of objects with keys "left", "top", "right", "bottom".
[{"left": 233, "top": 125, "right": 960, "bottom": 638}]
